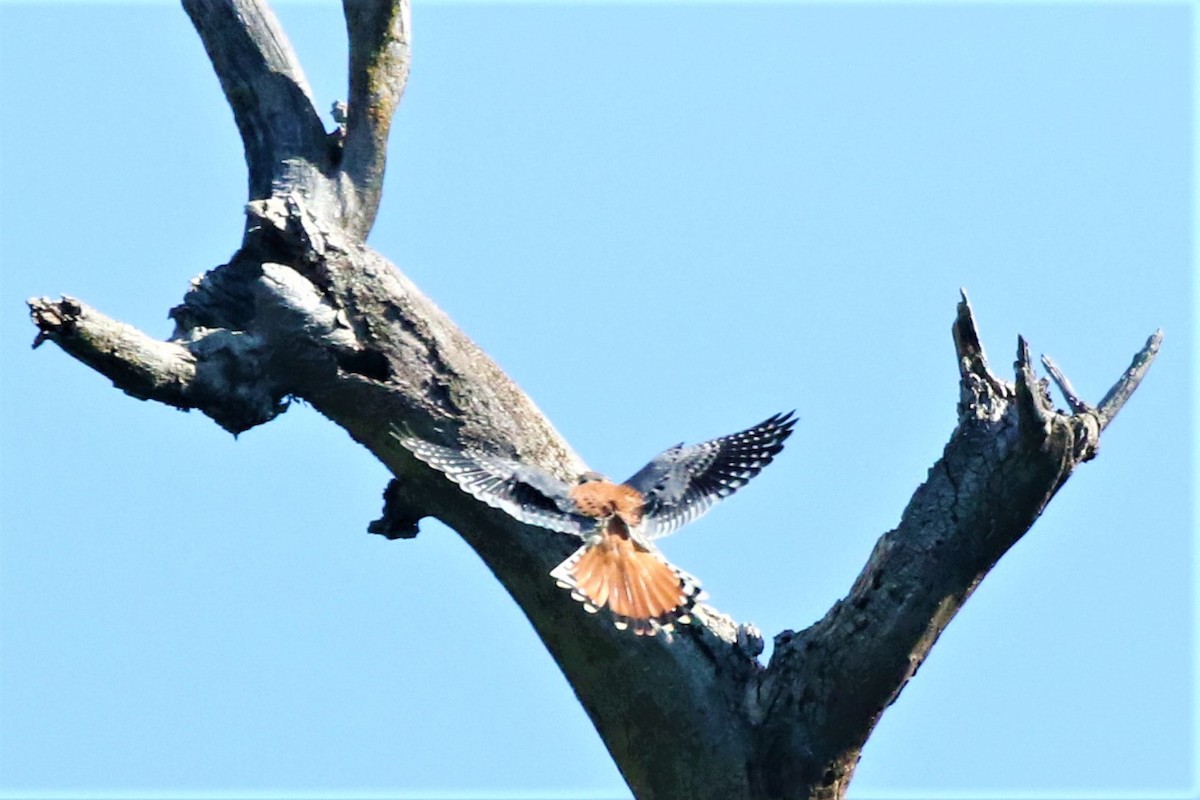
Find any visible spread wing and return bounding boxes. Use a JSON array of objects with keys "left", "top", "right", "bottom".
[
  {"left": 623, "top": 411, "right": 796, "bottom": 539},
  {"left": 392, "top": 429, "right": 596, "bottom": 537}
]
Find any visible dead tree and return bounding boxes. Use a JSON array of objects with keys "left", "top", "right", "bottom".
[{"left": 26, "top": 2, "right": 1159, "bottom": 798}]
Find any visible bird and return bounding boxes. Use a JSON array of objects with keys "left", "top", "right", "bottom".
[{"left": 393, "top": 411, "right": 796, "bottom": 636}]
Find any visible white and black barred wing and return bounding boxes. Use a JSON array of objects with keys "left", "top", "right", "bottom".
[
  {"left": 624, "top": 411, "right": 796, "bottom": 540},
  {"left": 393, "top": 431, "right": 596, "bottom": 537}
]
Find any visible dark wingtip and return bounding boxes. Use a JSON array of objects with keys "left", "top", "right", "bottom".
[{"left": 767, "top": 409, "right": 799, "bottom": 442}]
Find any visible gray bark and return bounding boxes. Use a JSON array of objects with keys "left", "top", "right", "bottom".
[{"left": 26, "top": 2, "right": 1160, "bottom": 798}]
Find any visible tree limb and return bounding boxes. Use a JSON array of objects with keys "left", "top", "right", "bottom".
[
  {"left": 28, "top": 295, "right": 283, "bottom": 433},
  {"left": 182, "top": 0, "right": 329, "bottom": 201},
  {"left": 749, "top": 297, "right": 1159, "bottom": 799},
  {"left": 30, "top": 295, "right": 196, "bottom": 407},
  {"left": 341, "top": 0, "right": 411, "bottom": 238},
  {"left": 1040, "top": 351, "right": 1090, "bottom": 415},
  {"left": 1096, "top": 329, "right": 1163, "bottom": 430}
]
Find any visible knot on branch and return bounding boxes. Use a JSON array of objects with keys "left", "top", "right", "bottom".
[
  {"left": 172, "top": 258, "right": 262, "bottom": 333},
  {"left": 184, "top": 328, "right": 288, "bottom": 434},
  {"left": 368, "top": 478, "right": 424, "bottom": 540},
  {"left": 246, "top": 196, "right": 333, "bottom": 263},
  {"left": 328, "top": 100, "right": 350, "bottom": 154}
]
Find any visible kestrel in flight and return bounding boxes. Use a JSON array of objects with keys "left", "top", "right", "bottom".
[{"left": 394, "top": 412, "right": 796, "bottom": 636}]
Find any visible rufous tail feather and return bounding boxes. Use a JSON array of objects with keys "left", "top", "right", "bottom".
[{"left": 550, "top": 534, "right": 703, "bottom": 636}]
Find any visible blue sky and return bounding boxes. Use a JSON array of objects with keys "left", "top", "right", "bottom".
[{"left": 0, "top": 2, "right": 1192, "bottom": 798}]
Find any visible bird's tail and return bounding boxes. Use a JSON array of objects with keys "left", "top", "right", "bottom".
[{"left": 550, "top": 535, "right": 704, "bottom": 636}]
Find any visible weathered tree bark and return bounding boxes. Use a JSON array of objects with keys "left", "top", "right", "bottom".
[{"left": 26, "top": 2, "right": 1160, "bottom": 798}]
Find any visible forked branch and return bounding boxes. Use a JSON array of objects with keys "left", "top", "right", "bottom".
[
  {"left": 181, "top": 0, "right": 412, "bottom": 237},
  {"left": 749, "top": 294, "right": 1159, "bottom": 799},
  {"left": 1042, "top": 329, "right": 1162, "bottom": 432}
]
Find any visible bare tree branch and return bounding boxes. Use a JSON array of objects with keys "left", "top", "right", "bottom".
[
  {"left": 30, "top": 296, "right": 196, "bottom": 406},
  {"left": 1041, "top": 352, "right": 1091, "bottom": 415},
  {"left": 341, "top": 0, "right": 411, "bottom": 237},
  {"left": 1039, "top": 330, "right": 1161, "bottom": 437},
  {"left": 182, "top": 0, "right": 329, "bottom": 201},
  {"left": 749, "top": 298, "right": 1159, "bottom": 799},
  {"left": 1097, "top": 329, "right": 1163, "bottom": 430},
  {"left": 28, "top": 295, "right": 283, "bottom": 433}
]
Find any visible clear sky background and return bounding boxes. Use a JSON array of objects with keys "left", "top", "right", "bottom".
[{"left": 0, "top": 2, "right": 1192, "bottom": 798}]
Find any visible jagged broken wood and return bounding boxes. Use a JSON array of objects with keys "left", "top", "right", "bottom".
[{"left": 27, "top": 2, "right": 1160, "bottom": 799}]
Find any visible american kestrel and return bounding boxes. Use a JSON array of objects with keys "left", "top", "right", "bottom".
[{"left": 394, "top": 412, "right": 796, "bottom": 636}]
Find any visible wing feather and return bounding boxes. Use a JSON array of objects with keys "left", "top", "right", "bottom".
[
  {"left": 625, "top": 411, "right": 797, "bottom": 539},
  {"left": 392, "top": 429, "right": 595, "bottom": 537}
]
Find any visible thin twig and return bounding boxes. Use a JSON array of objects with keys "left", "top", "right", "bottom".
[
  {"left": 1040, "top": 353, "right": 1093, "bottom": 414},
  {"left": 1096, "top": 329, "right": 1163, "bottom": 430}
]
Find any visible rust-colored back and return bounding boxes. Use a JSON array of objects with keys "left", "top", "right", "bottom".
[{"left": 569, "top": 480, "right": 645, "bottom": 525}]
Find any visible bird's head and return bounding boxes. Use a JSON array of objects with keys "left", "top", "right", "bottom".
[{"left": 576, "top": 471, "right": 607, "bottom": 485}]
